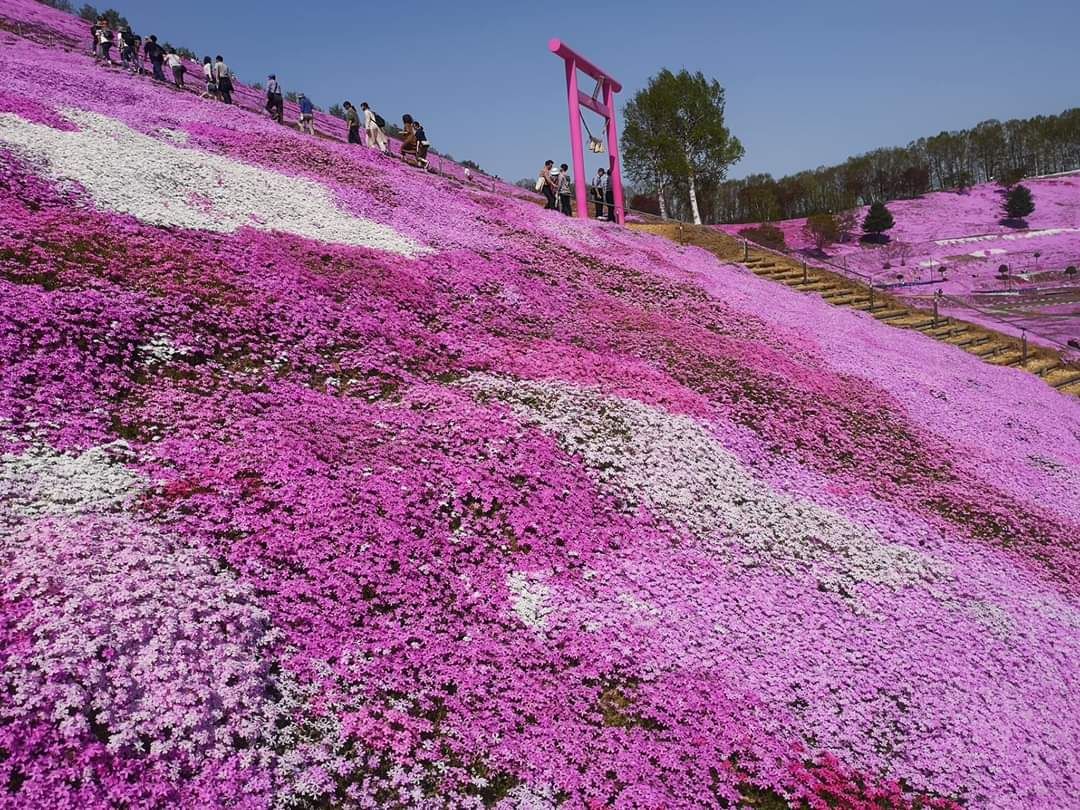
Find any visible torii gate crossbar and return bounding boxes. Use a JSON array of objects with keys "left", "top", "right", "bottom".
[{"left": 548, "top": 38, "right": 625, "bottom": 224}]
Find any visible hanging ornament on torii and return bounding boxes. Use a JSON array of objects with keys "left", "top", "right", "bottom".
[{"left": 548, "top": 38, "right": 626, "bottom": 224}]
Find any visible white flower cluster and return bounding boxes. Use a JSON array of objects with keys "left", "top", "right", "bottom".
[
  {"left": 464, "top": 375, "right": 947, "bottom": 596},
  {"left": 0, "top": 109, "right": 428, "bottom": 256},
  {"left": 0, "top": 440, "right": 137, "bottom": 519},
  {"left": 506, "top": 570, "right": 553, "bottom": 631},
  {"left": 0, "top": 442, "right": 281, "bottom": 762},
  {"left": 138, "top": 333, "right": 188, "bottom": 365}
]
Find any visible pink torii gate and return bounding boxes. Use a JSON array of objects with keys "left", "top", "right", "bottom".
[{"left": 548, "top": 38, "right": 625, "bottom": 225}]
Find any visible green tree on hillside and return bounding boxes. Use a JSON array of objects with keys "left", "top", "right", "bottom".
[
  {"left": 1003, "top": 185, "right": 1035, "bottom": 223},
  {"left": 77, "top": 3, "right": 97, "bottom": 21},
  {"left": 862, "top": 202, "right": 895, "bottom": 242},
  {"left": 98, "top": 7, "right": 128, "bottom": 27},
  {"left": 623, "top": 68, "right": 743, "bottom": 224},
  {"left": 328, "top": 104, "right": 345, "bottom": 120},
  {"left": 804, "top": 213, "right": 840, "bottom": 252}
]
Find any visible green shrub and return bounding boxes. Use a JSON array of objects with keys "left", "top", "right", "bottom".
[{"left": 739, "top": 223, "right": 787, "bottom": 251}]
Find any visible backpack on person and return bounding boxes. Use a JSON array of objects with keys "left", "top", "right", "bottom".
[{"left": 372, "top": 111, "right": 386, "bottom": 129}]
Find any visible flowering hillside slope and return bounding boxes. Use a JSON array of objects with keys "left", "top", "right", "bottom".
[
  {"left": 718, "top": 177, "right": 1080, "bottom": 349},
  {"left": 2, "top": 3, "right": 1080, "bottom": 809}
]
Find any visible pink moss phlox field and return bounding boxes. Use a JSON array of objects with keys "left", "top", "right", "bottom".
[{"left": 1, "top": 2, "right": 1079, "bottom": 808}]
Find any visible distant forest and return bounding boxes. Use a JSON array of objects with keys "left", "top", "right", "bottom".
[{"left": 691, "top": 107, "right": 1080, "bottom": 224}]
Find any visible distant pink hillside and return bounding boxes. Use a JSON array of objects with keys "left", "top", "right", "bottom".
[{"left": 719, "top": 175, "right": 1080, "bottom": 349}]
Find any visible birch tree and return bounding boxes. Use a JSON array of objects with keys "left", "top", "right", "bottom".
[{"left": 623, "top": 69, "right": 743, "bottom": 225}]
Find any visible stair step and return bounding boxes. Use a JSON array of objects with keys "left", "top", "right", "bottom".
[
  {"left": 927, "top": 325, "right": 968, "bottom": 338},
  {"left": 913, "top": 320, "right": 949, "bottom": 332},
  {"left": 1022, "top": 360, "right": 1061, "bottom": 376},
  {"left": 987, "top": 351, "right": 1024, "bottom": 366},
  {"left": 899, "top": 318, "right": 938, "bottom": 330},
  {"left": 826, "top": 295, "right": 865, "bottom": 306},
  {"left": 969, "top": 342, "right": 1008, "bottom": 357},
  {"left": 873, "top": 309, "right": 911, "bottom": 321},
  {"left": 1050, "top": 371, "right": 1080, "bottom": 389},
  {"left": 946, "top": 334, "right": 989, "bottom": 348}
]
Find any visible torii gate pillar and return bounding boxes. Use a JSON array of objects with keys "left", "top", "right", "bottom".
[{"left": 549, "top": 39, "right": 625, "bottom": 225}]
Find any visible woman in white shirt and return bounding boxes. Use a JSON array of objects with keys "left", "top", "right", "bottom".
[{"left": 165, "top": 52, "right": 184, "bottom": 88}]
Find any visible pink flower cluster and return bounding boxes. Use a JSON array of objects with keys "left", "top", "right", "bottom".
[{"left": 1, "top": 2, "right": 1079, "bottom": 808}]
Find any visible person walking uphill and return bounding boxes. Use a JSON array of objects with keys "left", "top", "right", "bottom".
[
  {"left": 144, "top": 35, "right": 165, "bottom": 82},
  {"left": 361, "top": 103, "right": 388, "bottom": 154},
  {"left": 342, "top": 101, "right": 362, "bottom": 144},
  {"left": 165, "top": 50, "right": 185, "bottom": 89},
  {"left": 215, "top": 56, "right": 233, "bottom": 104},
  {"left": 95, "top": 21, "right": 112, "bottom": 62},
  {"left": 297, "top": 93, "right": 315, "bottom": 135},
  {"left": 266, "top": 75, "right": 284, "bottom": 123},
  {"left": 201, "top": 57, "right": 219, "bottom": 100},
  {"left": 119, "top": 26, "right": 138, "bottom": 74}
]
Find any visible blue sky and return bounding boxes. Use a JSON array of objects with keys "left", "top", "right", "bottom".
[{"left": 107, "top": 0, "right": 1080, "bottom": 185}]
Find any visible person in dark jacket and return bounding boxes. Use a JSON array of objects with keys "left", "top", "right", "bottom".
[
  {"left": 413, "top": 121, "right": 430, "bottom": 170},
  {"left": 119, "top": 27, "right": 137, "bottom": 73},
  {"left": 145, "top": 35, "right": 165, "bottom": 82},
  {"left": 266, "top": 75, "right": 284, "bottom": 123}
]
